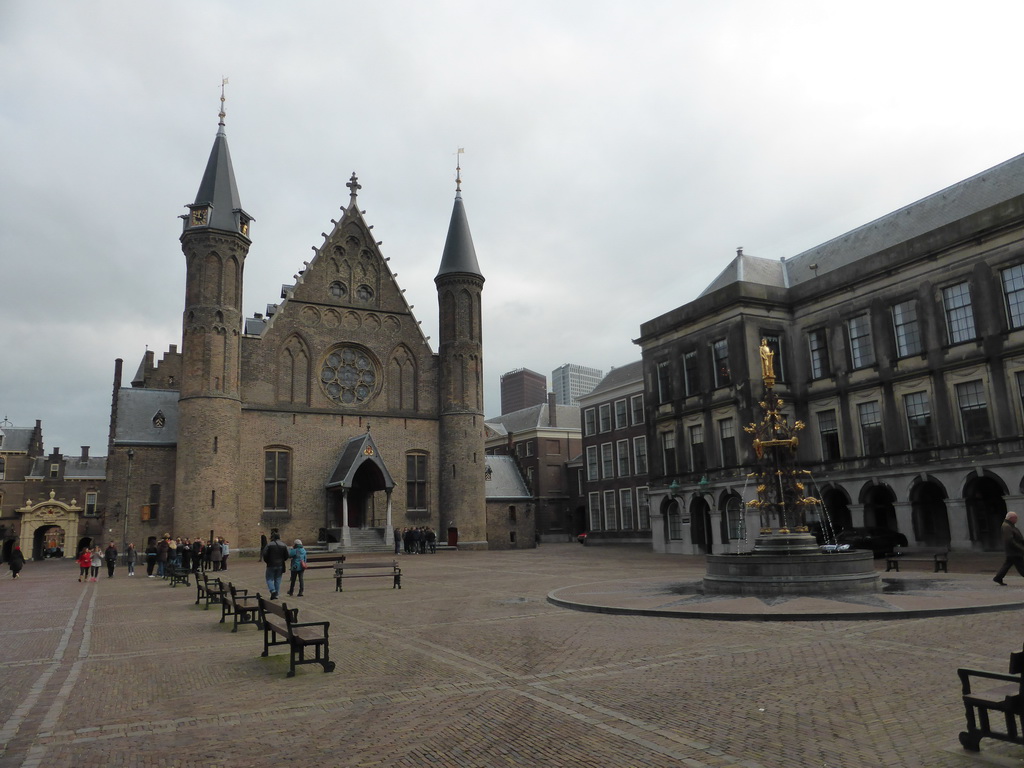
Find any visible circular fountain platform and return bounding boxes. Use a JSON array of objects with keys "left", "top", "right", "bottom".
[{"left": 703, "top": 534, "right": 880, "bottom": 596}]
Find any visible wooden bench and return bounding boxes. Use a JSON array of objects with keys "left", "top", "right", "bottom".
[
  {"left": 958, "top": 645, "right": 1024, "bottom": 752},
  {"left": 334, "top": 560, "right": 401, "bottom": 592},
  {"left": 257, "top": 595, "right": 335, "bottom": 677},
  {"left": 222, "top": 583, "right": 262, "bottom": 632},
  {"left": 304, "top": 553, "right": 345, "bottom": 570},
  {"left": 885, "top": 547, "right": 949, "bottom": 573},
  {"left": 167, "top": 563, "right": 192, "bottom": 587},
  {"left": 195, "top": 572, "right": 221, "bottom": 607}
]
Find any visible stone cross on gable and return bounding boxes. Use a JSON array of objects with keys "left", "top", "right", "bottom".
[{"left": 347, "top": 173, "right": 361, "bottom": 200}]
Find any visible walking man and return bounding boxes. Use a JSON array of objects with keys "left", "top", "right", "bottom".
[
  {"left": 994, "top": 511, "right": 1024, "bottom": 585},
  {"left": 262, "top": 530, "right": 289, "bottom": 599}
]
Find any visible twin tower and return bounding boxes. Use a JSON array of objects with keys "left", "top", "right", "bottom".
[{"left": 165, "top": 111, "right": 487, "bottom": 550}]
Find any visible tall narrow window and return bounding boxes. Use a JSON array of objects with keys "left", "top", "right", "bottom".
[
  {"left": 599, "top": 404, "right": 612, "bottom": 433},
  {"left": 85, "top": 491, "right": 98, "bottom": 515},
  {"left": 637, "top": 487, "right": 651, "bottom": 530},
  {"left": 817, "top": 410, "right": 840, "bottom": 462},
  {"left": 892, "top": 300, "right": 922, "bottom": 357},
  {"left": 657, "top": 360, "right": 673, "bottom": 404},
  {"left": 588, "top": 492, "right": 602, "bottom": 531},
  {"left": 614, "top": 399, "right": 628, "bottom": 430},
  {"left": 586, "top": 446, "right": 599, "bottom": 482},
  {"left": 661, "top": 432, "right": 676, "bottom": 475},
  {"left": 603, "top": 490, "right": 618, "bottom": 530},
  {"left": 601, "top": 443, "right": 614, "bottom": 478},
  {"left": 148, "top": 483, "right": 161, "bottom": 520},
  {"left": 857, "top": 401, "right": 884, "bottom": 456},
  {"left": 619, "top": 488, "right": 634, "bottom": 530},
  {"left": 264, "top": 450, "right": 290, "bottom": 511},
  {"left": 683, "top": 350, "right": 699, "bottom": 396},
  {"left": 1003, "top": 264, "right": 1024, "bottom": 329},
  {"left": 689, "top": 424, "right": 707, "bottom": 474},
  {"left": 713, "top": 339, "right": 731, "bottom": 387},
  {"left": 847, "top": 314, "right": 875, "bottom": 369},
  {"left": 957, "top": 380, "right": 992, "bottom": 442},
  {"left": 904, "top": 391, "right": 933, "bottom": 450},
  {"left": 583, "top": 408, "right": 597, "bottom": 436},
  {"left": 630, "top": 394, "right": 645, "bottom": 425},
  {"left": 406, "top": 453, "right": 428, "bottom": 510},
  {"left": 633, "top": 436, "right": 648, "bottom": 475},
  {"left": 943, "top": 282, "right": 976, "bottom": 343},
  {"left": 616, "top": 439, "right": 630, "bottom": 477},
  {"left": 0, "top": 457, "right": 5, "bottom": 481},
  {"left": 808, "top": 328, "right": 831, "bottom": 379},
  {"left": 719, "top": 418, "right": 737, "bottom": 466}
]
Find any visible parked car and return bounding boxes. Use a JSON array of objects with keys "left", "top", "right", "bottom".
[
  {"left": 43, "top": 546, "right": 64, "bottom": 559},
  {"left": 577, "top": 532, "right": 587, "bottom": 544},
  {"left": 835, "top": 527, "right": 908, "bottom": 557}
]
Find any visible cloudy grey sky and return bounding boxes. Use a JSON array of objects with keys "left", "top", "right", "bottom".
[{"left": 3, "top": 0, "right": 1024, "bottom": 455}]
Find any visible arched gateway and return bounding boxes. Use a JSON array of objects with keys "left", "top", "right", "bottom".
[
  {"left": 16, "top": 491, "right": 83, "bottom": 560},
  {"left": 324, "top": 432, "right": 395, "bottom": 547}
]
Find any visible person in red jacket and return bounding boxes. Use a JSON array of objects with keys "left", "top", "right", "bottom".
[{"left": 77, "top": 547, "right": 92, "bottom": 582}]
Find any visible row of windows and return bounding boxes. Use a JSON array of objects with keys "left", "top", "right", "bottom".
[
  {"left": 587, "top": 487, "right": 651, "bottom": 532},
  {"left": 583, "top": 394, "right": 645, "bottom": 436},
  {"left": 656, "top": 333, "right": 783, "bottom": 403},
  {"left": 657, "top": 375, "right": 1008, "bottom": 473},
  {"left": 585, "top": 436, "right": 648, "bottom": 481},
  {"left": 815, "top": 378, "right": 1002, "bottom": 461},
  {"left": 264, "top": 448, "right": 429, "bottom": 513},
  {"left": 810, "top": 264, "right": 1024, "bottom": 378}
]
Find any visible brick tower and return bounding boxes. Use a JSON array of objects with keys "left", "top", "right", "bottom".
[
  {"left": 174, "top": 95, "right": 252, "bottom": 542},
  {"left": 435, "top": 169, "right": 487, "bottom": 548}
]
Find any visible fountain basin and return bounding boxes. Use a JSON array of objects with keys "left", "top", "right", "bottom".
[{"left": 703, "top": 550, "right": 880, "bottom": 596}]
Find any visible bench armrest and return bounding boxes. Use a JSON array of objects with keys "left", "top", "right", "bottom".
[
  {"left": 958, "top": 667, "right": 1020, "bottom": 694},
  {"left": 291, "top": 620, "right": 330, "bottom": 631}
]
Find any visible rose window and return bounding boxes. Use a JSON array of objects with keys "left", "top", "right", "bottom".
[{"left": 320, "top": 347, "right": 377, "bottom": 405}]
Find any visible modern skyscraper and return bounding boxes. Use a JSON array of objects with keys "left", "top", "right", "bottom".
[
  {"left": 500, "top": 368, "right": 546, "bottom": 414},
  {"left": 551, "top": 364, "right": 603, "bottom": 407}
]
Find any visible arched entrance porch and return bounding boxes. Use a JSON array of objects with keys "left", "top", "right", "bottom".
[
  {"left": 325, "top": 432, "right": 395, "bottom": 548},
  {"left": 16, "top": 492, "right": 82, "bottom": 560}
]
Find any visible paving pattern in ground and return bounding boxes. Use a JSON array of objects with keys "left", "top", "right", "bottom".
[{"left": 1, "top": 545, "right": 1023, "bottom": 768}]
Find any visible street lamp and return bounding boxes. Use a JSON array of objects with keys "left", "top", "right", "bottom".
[{"left": 122, "top": 448, "right": 134, "bottom": 564}]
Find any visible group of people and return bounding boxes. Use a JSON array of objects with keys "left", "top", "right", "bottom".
[
  {"left": 260, "top": 529, "right": 306, "bottom": 600},
  {"left": 395, "top": 526, "right": 437, "bottom": 555},
  {"left": 76, "top": 542, "right": 130, "bottom": 581},
  {"left": 142, "top": 534, "right": 231, "bottom": 578}
]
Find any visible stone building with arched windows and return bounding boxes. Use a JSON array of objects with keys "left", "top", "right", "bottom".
[
  {"left": 105, "top": 111, "right": 488, "bottom": 554},
  {"left": 638, "top": 152, "right": 1024, "bottom": 555}
]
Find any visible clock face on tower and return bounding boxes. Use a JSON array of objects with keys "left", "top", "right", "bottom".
[{"left": 190, "top": 207, "right": 208, "bottom": 226}]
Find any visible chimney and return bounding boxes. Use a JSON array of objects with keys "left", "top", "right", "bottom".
[
  {"left": 548, "top": 392, "right": 557, "bottom": 427},
  {"left": 81, "top": 446, "right": 90, "bottom": 460}
]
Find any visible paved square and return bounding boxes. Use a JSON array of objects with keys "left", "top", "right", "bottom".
[{"left": 0, "top": 545, "right": 1021, "bottom": 767}]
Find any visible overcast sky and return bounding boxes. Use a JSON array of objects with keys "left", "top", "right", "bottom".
[{"left": 4, "top": 1, "right": 1024, "bottom": 455}]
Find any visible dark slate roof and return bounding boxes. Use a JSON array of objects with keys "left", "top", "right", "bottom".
[
  {"left": 326, "top": 432, "right": 395, "bottom": 490},
  {"left": 699, "top": 252, "right": 786, "bottom": 298},
  {"left": 0, "top": 427, "right": 36, "bottom": 453},
  {"left": 27, "top": 455, "right": 107, "bottom": 480},
  {"left": 191, "top": 121, "right": 252, "bottom": 234},
  {"left": 435, "top": 192, "right": 483, "bottom": 279},
  {"left": 485, "top": 403, "right": 581, "bottom": 434},
  {"left": 585, "top": 360, "right": 644, "bottom": 398},
  {"left": 111, "top": 388, "right": 179, "bottom": 446},
  {"left": 699, "top": 152, "right": 1024, "bottom": 295},
  {"left": 484, "top": 455, "right": 530, "bottom": 500}
]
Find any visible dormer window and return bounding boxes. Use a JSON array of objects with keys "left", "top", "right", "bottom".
[{"left": 153, "top": 411, "right": 166, "bottom": 429}]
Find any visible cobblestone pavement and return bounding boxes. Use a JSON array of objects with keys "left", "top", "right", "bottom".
[{"left": 1, "top": 545, "right": 1023, "bottom": 768}]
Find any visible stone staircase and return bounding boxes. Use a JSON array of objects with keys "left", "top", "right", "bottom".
[{"left": 306, "top": 528, "right": 393, "bottom": 555}]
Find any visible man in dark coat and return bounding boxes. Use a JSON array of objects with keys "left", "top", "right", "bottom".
[
  {"left": 262, "top": 530, "right": 289, "bottom": 599},
  {"left": 994, "top": 511, "right": 1024, "bottom": 585},
  {"left": 104, "top": 542, "right": 119, "bottom": 578},
  {"left": 8, "top": 546, "right": 25, "bottom": 579}
]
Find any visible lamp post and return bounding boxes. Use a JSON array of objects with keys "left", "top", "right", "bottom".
[{"left": 122, "top": 449, "right": 134, "bottom": 564}]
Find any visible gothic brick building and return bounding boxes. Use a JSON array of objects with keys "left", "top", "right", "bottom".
[{"left": 106, "top": 110, "right": 488, "bottom": 554}]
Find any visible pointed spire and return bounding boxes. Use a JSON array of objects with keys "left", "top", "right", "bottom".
[
  {"left": 435, "top": 150, "right": 483, "bottom": 280},
  {"left": 184, "top": 80, "right": 253, "bottom": 237}
]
